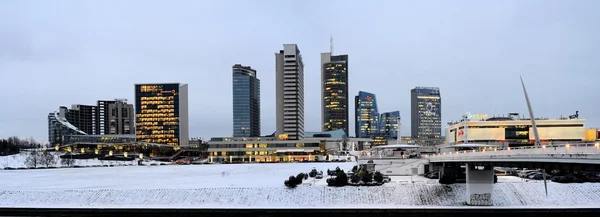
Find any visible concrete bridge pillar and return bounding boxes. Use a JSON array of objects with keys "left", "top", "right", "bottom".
[{"left": 465, "top": 163, "right": 494, "bottom": 206}]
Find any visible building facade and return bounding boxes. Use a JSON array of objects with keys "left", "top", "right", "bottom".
[
  {"left": 207, "top": 129, "right": 371, "bottom": 163},
  {"left": 445, "top": 114, "right": 587, "bottom": 146},
  {"left": 48, "top": 107, "right": 89, "bottom": 145},
  {"left": 134, "top": 83, "right": 189, "bottom": 147},
  {"left": 48, "top": 99, "right": 135, "bottom": 145},
  {"left": 321, "top": 53, "right": 349, "bottom": 135},
  {"left": 275, "top": 44, "right": 305, "bottom": 140},
  {"left": 65, "top": 104, "right": 96, "bottom": 134},
  {"left": 96, "top": 99, "right": 134, "bottom": 135},
  {"left": 379, "top": 111, "right": 400, "bottom": 139},
  {"left": 355, "top": 91, "right": 379, "bottom": 138},
  {"left": 232, "top": 64, "right": 261, "bottom": 137},
  {"left": 411, "top": 87, "right": 442, "bottom": 145}
]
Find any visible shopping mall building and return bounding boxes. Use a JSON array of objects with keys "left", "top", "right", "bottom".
[{"left": 445, "top": 112, "right": 598, "bottom": 147}]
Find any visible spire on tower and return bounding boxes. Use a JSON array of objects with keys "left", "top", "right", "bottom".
[{"left": 330, "top": 35, "right": 334, "bottom": 55}]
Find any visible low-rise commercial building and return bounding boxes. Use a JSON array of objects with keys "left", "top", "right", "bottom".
[
  {"left": 207, "top": 129, "right": 371, "bottom": 163},
  {"left": 446, "top": 113, "right": 586, "bottom": 146}
]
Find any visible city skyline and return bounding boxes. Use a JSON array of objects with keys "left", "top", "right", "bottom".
[{"left": 1, "top": 0, "right": 599, "bottom": 142}]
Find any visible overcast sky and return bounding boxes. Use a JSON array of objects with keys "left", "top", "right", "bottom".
[{"left": 1, "top": 0, "right": 599, "bottom": 143}]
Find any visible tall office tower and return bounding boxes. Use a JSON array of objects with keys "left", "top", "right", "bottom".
[
  {"left": 355, "top": 91, "right": 379, "bottom": 138},
  {"left": 96, "top": 99, "right": 135, "bottom": 135},
  {"left": 232, "top": 64, "right": 261, "bottom": 137},
  {"left": 379, "top": 111, "right": 400, "bottom": 139},
  {"left": 134, "top": 83, "right": 189, "bottom": 147},
  {"left": 321, "top": 52, "right": 349, "bottom": 134},
  {"left": 275, "top": 44, "right": 305, "bottom": 140},
  {"left": 411, "top": 87, "right": 442, "bottom": 145}
]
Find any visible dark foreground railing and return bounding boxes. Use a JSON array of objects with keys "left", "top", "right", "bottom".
[{"left": 1, "top": 208, "right": 599, "bottom": 217}]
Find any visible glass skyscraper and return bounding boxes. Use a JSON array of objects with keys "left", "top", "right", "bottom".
[
  {"left": 134, "top": 83, "right": 189, "bottom": 147},
  {"left": 321, "top": 53, "right": 349, "bottom": 135},
  {"left": 232, "top": 64, "right": 261, "bottom": 137},
  {"left": 379, "top": 111, "right": 400, "bottom": 139},
  {"left": 354, "top": 91, "right": 379, "bottom": 138},
  {"left": 411, "top": 87, "right": 441, "bottom": 145}
]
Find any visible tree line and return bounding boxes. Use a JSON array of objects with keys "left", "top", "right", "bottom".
[{"left": 0, "top": 136, "right": 42, "bottom": 156}]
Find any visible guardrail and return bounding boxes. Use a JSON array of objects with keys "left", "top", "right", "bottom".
[{"left": 424, "top": 142, "right": 600, "bottom": 162}]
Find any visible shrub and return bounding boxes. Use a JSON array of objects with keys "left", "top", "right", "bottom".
[
  {"left": 351, "top": 165, "right": 358, "bottom": 173},
  {"left": 336, "top": 170, "right": 348, "bottom": 186},
  {"left": 309, "top": 169, "right": 318, "bottom": 178},
  {"left": 374, "top": 171, "right": 384, "bottom": 183},
  {"left": 335, "top": 166, "right": 341, "bottom": 173},
  {"left": 327, "top": 170, "right": 349, "bottom": 187},
  {"left": 326, "top": 178, "right": 336, "bottom": 185},
  {"left": 361, "top": 171, "right": 373, "bottom": 183},
  {"left": 284, "top": 173, "right": 306, "bottom": 188},
  {"left": 350, "top": 174, "right": 360, "bottom": 183}
]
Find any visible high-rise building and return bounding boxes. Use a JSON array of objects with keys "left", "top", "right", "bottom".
[
  {"left": 232, "top": 64, "right": 261, "bottom": 137},
  {"left": 411, "top": 87, "right": 442, "bottom": 145},
  {"left": 134, "top": 83, "right": 189, "bottom": 147},
  {"left": 379, "top": 111, "right": 400, "bottom": 139},
  {"left": 275, "top": 44, "right": 305, "bottom": 140},
  {"left": 47, "top": 99, "right": 136, "bottom": 145},
  {"left": 65, "top": 104, "right": 97, "bottom": 134},
  {"left": 355, "top": 91, "right": 379, "bottom": 138},
  {"left": 321, "top": 53, "right": 349, "bottom": 135},
  {"left": 47, "top": 106, "right": 90, "bottom": 145},
  {"left": 96, "top": 99, "right": 134, "bottom": 135}
]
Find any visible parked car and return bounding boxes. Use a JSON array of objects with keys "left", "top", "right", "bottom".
[
  {"left": 519, "top": 170, "right": 538, "bottom": 178},
  {"left": 529, "top": 173, "right": 552, "bottom": 180}
]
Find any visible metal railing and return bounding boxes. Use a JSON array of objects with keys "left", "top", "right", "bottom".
[{"left": 424, "top": 142, "right": 600, "bottom": 162}]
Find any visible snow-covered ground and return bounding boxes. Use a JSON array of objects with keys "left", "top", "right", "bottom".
[
  {"left": 1, "top": 161, "right": 599, "bottom": 208},
  {"left": 0, "top": 152, "right": 165, "bottom": 169}
]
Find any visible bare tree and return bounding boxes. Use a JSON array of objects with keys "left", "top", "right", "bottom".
[
  {"left": 41, "top": 151, "right": 56, "bottom": 167},
  {"left": 24, "top": 150, "right": 42, "bottom": 168},
  {"left": 61, "top": 157, "right": 75, "bottom": 167}
]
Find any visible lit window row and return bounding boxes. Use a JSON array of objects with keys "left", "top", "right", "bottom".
[
  {"left": 139, "top": 85, "right": 162, "bottom": 93},
  {"left": 325, "top": 81, "right": 346, "bottom": 85},
  {"left": 141, "top": 100, "right": 175, "bottom": 105},
  {"left": 245, "top": 144, "right": 268, "bottom": 148},
  {"left": 137, "top": 126, "right": 169, "bottom": 130},
  {"left": 137, "top": 134, "right": 176, "bottom": 139},
  {"left": 137, "top": 117, "right": 179, "bottom": 122},
  {"left": 157, "top": 105, "right": 175, "bottom": 109},
  {"left": 136, "top": 121, "right": 179, "bottom": 126},
  {"left": 141, "top": 109, "right": 175, "bottom": 114},
  {"left": 140, "top": 96, "right": 175, "bottom": 101},
  {"left": 137, "top": 113, "right": 175, "bottom": 118},
  {"left": 152, "top": 130, "right": 176, "bottom": 134}
]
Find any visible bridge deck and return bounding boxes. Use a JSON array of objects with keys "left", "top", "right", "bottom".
[{"left": 427, "top": 143, "right": 600, "bottom": 165}]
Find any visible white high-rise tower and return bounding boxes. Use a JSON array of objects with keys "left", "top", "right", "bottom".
[{"left": 275, "top": 44, "right": 305, "bottom": 140}]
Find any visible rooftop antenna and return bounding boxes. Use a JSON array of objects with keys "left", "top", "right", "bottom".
[{"left": 330, "top": 35, "right": 334, "bottom": 55}]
